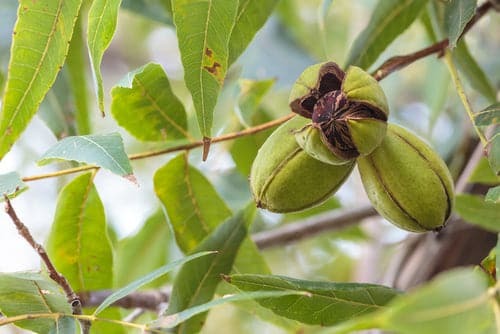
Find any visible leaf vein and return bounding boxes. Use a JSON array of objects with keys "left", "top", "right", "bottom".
[
  {"left": 78, "top": 136, "right": 127, "bottom": 174},
  {"left": 0, "top": 0, "right": 65, "bottom": 143}
]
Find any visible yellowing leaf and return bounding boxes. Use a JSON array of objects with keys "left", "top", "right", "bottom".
[{"left": 46, "top": 173, "right": 113, "bottom": 292}]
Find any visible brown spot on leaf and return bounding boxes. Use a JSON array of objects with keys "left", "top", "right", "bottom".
[
  {"left": 203, "top": 62, "right": 221, "bottom": 77},
  {"left": 203, "top": 47, "right": 224, "bottom": 83}
]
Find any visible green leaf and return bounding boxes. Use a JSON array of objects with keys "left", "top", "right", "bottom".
[
  {"left": 0, "top": 171, "right": 27, "bottom": 200},
  {"left": 455, "top": 193, "right": 500, "bottom": 232},
  {"left": 0, "top": 0, "right": 83, "bottom": 160},
  {"left": 216, "top": 206, "right": 302, "bottom": 331},
  {"left": 329, "top": 269, "right": 496, "bottom": 334},
  {"left": 0, "top": 272, "right": 76, "bottom": 334},
  {"left": 496, "top": 235, "right": 500, "bottom": 280},
  {"left": 121, "top": 0, "right": 172, "bottom": 24},
  {"left": 475, "top": 103, "right": 500, "bottom": 127},
  {"left": 156, "top": 290, "right": 307, "bottom": 329},
  {"left": 382, "top": 269, "right": 495, "bottom": 334},
  {"left": 154, "top": 153, "right": 232, "bottom": 252},
  {"left": 0, "top": 70, "right": 4, "bottom": 91},
  {"left": 227, "top": 0, "right": 279, "bottom": 66},
  {"left": 454, "top": 40, "right": 497, "bottom": 104},
  {"left": 345, "top": 0, "right": 429, "bottom": 69},
  {"left": 236, "top": 78, "right": 275, "bottom": 127},
  {"left": 486, "top": 186, "right": 500, "bottom": 204},
  {"left": 87, "top": 0, "right": 122, "bottom": 115},
  {"left": 114, "top": 210, "right": 170, "bottom": 289},
  {"left": 38, "top": 133, "right": 134, "bottom": 179},
  {"left": 94, "top": 251, "right": 216, "bottom": 315},
  {"left": 88, "top": 307, "right": 125, "bottom": 334},
  {"left": 39, "top": 69, "right": 77, "bottom": 139},
  {"left": 423, "top": 58, "right": 450, "bottom": 130},
  {"left": 166, "top": 210, "right": 248, "bottom": 334},
  {"left": 231, "top": 78, "right": 276, "bottom": 175},
  {"left": 489, "top": 129, "right": 500, "bottom": 175},
  {"left": 468, "top": 157, "right": 500, "bottom": 185},
  {"left": 46, "top": 172, "right": 113, "bottom": 291},
  {"left": 478, "top": 248, "right": 496, "bottom": 285},
  {"left": 111, "top": 63, "right": 189, "bottom": 142},
  {"left": 230, "top": 108, "right": 275, "bottom": 176},
  {"left": 172, "top": 0, "right": 238, "bottom": 137},
  {"left": 66, "top": 15, "right": 91, "bottom": 135},
  {"left": 228, "top": 274, "right": 399, "bottom": 326},
  {"left": 444, "top": 0, "right": 477, "bottom": 49},
  {"left": 420, "top": 5, "right": 439, "bottom": 42}
]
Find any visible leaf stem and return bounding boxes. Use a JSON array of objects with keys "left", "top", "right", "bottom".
[
  {"left": 253, "top": 204, "right": 377, "bottom": 248},
  {"left": 443, "top": 51, "right": 488, "bottom": 146}
]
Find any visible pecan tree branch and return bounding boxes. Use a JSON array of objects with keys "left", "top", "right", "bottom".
[
  {"left": 3, "top": 196, "right": 90, "bottom": 333},
  {"left": 253, "top": 204, "right": 377, "bottom": 249},
  {"left": 80, "top": 289, "right": 170, "bottom": 312},
  {"left": 372, "top": 1, "right": 494, "bottom": 81}
]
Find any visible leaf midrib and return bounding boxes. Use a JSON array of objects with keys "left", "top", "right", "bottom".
[
  {"left": 199, "top": 0, "right": 213, "bottom": 134},
  {"left": 75, "top": 174, "right": 95, "bottom": 291},
  {"left": 0, "top": 0, "right": 65, "bottom": 143},
  {"left": 134, "top": 76, "right": 192, "bottom": 140},
  {"left": 182, "top": 154, "right": 210, "bottom": 236},
  {"left": 79, "top": 135, "right": 127, "bottom": 174},
  {"left": 233, "top": 278, "right": 387, "bottom": 309},
  {"left": 178, "top": 221, "right": 244, "bottom": 333}
]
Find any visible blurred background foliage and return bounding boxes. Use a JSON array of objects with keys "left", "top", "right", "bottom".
[{"left": 0, "top": 0, "right": 498, "bottom": 333}]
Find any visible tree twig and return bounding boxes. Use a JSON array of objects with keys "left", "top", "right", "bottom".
[
  {"left": 372, "top": 40, "right": 449, "bottom": 81},
  {"left": 253, "top": 204, "right": 377, "bottom": 249},
  {"left": 80, "top": 289, "right": 170, "bottom": 312},
  {"left": 3, "top": 196, "right": 90, "bottom": 333},
  {"left": 372, "top": 1, "right": 493, "bottom": 81},
  {"left": 21, "top": 113, "right": 295, "bottom": 183}
]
